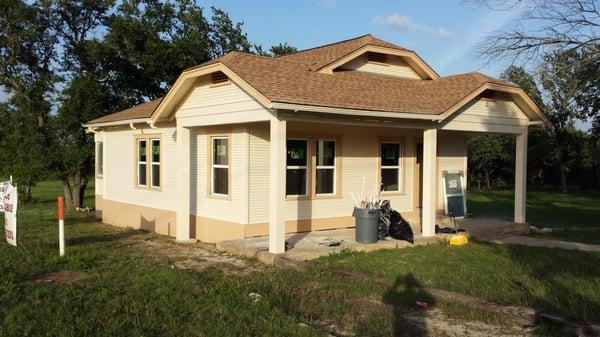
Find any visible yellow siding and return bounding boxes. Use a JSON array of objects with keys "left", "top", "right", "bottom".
[
  {"left": 442, "top": 97, "right": 530, "bottom": 132},
  {"left": 102, "top": 125, "right": 178, "bottom": 212},
  {"left": 338, "top": 54, "right": 422, "bottom": 79},
  {"left": 436, "top": 131, "right": 468, "bottom": 212},
  {"left": 248, "top": 122, "right": 419, "bottom": 225}
]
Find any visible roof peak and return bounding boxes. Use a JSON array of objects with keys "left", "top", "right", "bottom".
[{"left": 276, "top": 34, "right": 405, "bottom": 59}]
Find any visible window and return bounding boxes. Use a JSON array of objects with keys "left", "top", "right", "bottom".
[
  {"left": 96, "top": 142, "right": 103, "bottom": 178},
  {"left": 286, "top": 139, "right": 308, "bottom": 196},
  {"left": 316, "top": 139, "right": 336, "bottom": 195},
  {"left": 380, "top": 142, "right": 402, "bottom": 192},
  {"left": 150, "top": 139, "right": 160, "bottom": 188},
  {"left": 211, "top": 137, "right": 229, "bottom": 196},
  {"left": 137, "top": 139, "right": 147, "bottom": 186}
]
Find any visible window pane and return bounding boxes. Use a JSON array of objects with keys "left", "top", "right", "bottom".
[
  {"left": 287, "top": 139, "right": 307, "bottom": 166},
  {"left": 151, "top": 164, "right": 160, "bottom": 187},
  {"left": 213, "top": 167, "right": 228, "bottom": 194},
  {"left": 151, "top": 139, "right": 160, "bottom": 163},
  {"left": 381, "top": 168, "right": 399, "bottom": 191},
  {"left": 138, "top": 163, "right": 147, "bottom": 185},
  {"left": 317, "top": 140, "right": 335, "bottom": 166},
  {"left": 381, "top": 143, "right": 400, "bottom": 166},
  {"left": 213, "top": 138, "right": 228, "bottom": 165},
  {"left": 138, "top": 140, "right": 147, "bottom": 162},
  {"left": 316, "top": 168, "right": 334, "bottom": 194},
  {"left": 286, "top": 169, "right": 307, "bottom": 195}
]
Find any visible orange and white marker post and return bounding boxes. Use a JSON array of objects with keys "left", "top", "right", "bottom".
[{"left": 58, "top": 196, "right": 65, "bottom": 256}]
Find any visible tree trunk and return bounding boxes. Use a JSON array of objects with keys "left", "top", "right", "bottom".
[
  {"left": 558, "top": 162, "right": 568, "bottom": 193},
  {"left": 63, "top": 181, "right": 75, "bottom": 210}
]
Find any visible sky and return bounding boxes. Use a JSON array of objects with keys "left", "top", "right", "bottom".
[{"left": 201, "top": 0, "right": 592, "bottom": 130}]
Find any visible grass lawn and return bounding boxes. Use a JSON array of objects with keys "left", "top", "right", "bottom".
[
  {"left": 467, "top": 188, "right": 600, "bottom": 228},
  {"left": 2, "top": 182, "right": 600, "bottom": 336},
  {"left": 532, "top": 230, "right": 600, "bottom": 245}
]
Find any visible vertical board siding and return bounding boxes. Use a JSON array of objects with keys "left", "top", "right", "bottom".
[
  {"left": 339, "top": 54, "right": 422, "bottom": 79},
  {"left": 192, "top": 127, "right": 247, "bottom": 224},
  {"left": 102, "top": 126, "right": 178, "bottom": 212},
  {"left": 248, "top": 122, "right": 418, "bottom": 224}
]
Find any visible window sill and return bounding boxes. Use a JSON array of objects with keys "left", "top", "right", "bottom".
[
  {"left": 380, "top": 191, "right": 405, "bottom": 197},
  {"left": 208, "top": 193, "right": 232, "bottom": 201},
  {"left": 286, "top": 195, "right": 310, "bottom": 201},
  {"left": 134, "top": 185, "right": 163, "bottom": 192}
]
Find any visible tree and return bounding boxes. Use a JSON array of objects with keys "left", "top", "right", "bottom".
[
  {"left": 0, "top": 0, "right": 56, "bottom": 200},
  {"left": 269, "top": 43, "right": 297, "bottom": 56},
  {"left": 468, "top": 135, "right": 513, "bottom": 189},
  {"left": 539, "top": 50, "right": 588, "bottom": 192},
  {"left": 473, "top": 0, "right": 600, "bottom": 65}
]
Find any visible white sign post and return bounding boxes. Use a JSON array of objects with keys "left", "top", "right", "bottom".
[{"left": 4, "top": 183, "right": 18, "bottom": 246}]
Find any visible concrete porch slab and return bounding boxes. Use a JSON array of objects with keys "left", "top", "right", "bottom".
[{"left": 216, "top": 228, "right": 445, "bottom": 264}]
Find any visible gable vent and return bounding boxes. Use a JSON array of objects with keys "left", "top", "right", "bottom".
[
  {"left": 211, "top": 71, "right": 229, "bottom": 84},
  {"left": 366, "top": 52, "right": 387, "bottom": 64}
]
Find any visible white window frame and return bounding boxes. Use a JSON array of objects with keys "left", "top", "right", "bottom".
[
  {"left": 137, "top": 139, "right": 148, "bottom": 187},
  {"left": 315, "top": 139, "right": 336, "bottom": 196},
  {"left": 96, "top": 141, "right": 103, "bottom": 178},
  {"left": 211, "top": 136, "right": 229, "bottom": 196},
  {"left": 286, "top": 138, "right": 309, "bottom": 197},
  {"left": 380, "top": 142, "right": 402, "bottom": 193},
  {"left": 150, "top": 138, "right": 160, "bottom": 189}
]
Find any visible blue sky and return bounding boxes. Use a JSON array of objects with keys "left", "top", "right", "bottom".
[{"left": 203, "top": 0, "right": 523, "bottom": 76}]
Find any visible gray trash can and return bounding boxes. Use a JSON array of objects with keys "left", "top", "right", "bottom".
[{"left": 353, "top": 208, "right": 380, "bottom": 243}]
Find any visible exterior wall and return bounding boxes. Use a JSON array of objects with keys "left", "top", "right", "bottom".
[
  {"left": 441, "top": 96, "right": 530, "bottom": 133},
  {"left": 436, "top": 131, "right": 468, "bottom": 213},
  {"left": 97, "top": 124, "right": 178, "bottom": 235},
  {"left": 338, "top": 54, "right": 422, "bottom": 79},
  {"left": 248, "top": 121, "right": 420, "bottom": 234}
]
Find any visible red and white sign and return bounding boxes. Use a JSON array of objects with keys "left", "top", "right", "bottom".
[{"left": 4, "top": 183, "right": 18, "bottom": 246}]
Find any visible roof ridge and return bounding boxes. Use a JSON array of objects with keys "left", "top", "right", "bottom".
[{"left": 275, "top": 34, "right": 374, "bottom": 58}]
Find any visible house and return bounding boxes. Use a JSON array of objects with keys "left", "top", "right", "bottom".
[{"left": 85, "top": 34, "right": 550, "bottom": 254}]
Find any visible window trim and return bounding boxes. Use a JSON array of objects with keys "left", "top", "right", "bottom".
[
  {"left": 96, "top": 141, "right": 103, "bottom": 179},
  {"left": 286, "top": 138, "right": 310, "bottom": 198},
  {"left": 286, "top": 133, "right": 342, "bottom": 200},
  {"left": 134, "top": 134, "right": 162, "bottom": 191},
  {"left": 208, "top": 134, "right": 232, "bottom": 199},
  {"left": 377, "top": 139, "right": 405, "bottom": 195},
  {"left": 150, "top": 138, "right": 161, "bottom": 189},
  {"left": 315, "top": 139, "right": 337, "bottom": 196}
]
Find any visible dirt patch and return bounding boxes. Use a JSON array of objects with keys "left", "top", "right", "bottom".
[
  {"left": 125, "top": 237, "right": 261, "bottom": 274},
  {"left": 27, "top": 271, "right": 84, "bottom": 285}
]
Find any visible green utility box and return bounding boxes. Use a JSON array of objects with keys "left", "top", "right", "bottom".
[{"left": 353, "top": 208, "right": 380, "bottom": 243}]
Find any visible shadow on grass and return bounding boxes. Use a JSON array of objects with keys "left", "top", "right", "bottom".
[
  {"left": 67, "top": 230, "right": 141, "bottom": 246},
  {"left": 381, "top": 274, "right": 433, "bottom": 337}
]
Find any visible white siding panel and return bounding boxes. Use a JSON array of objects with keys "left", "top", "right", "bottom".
[
  {"left": 443, "top": 98, "right": 531, "bottom": 132},
  {"left": 436, "top": 131, "right": 468, "bottom": 212},
  {"left": 192, "top": 127, "right": 247, "bottom": 224},
  {"left": 339, "top": 54, "right": 422, "bottom": 79},
  {"left": 94, "top": 132, "right": 104, "bottom": 196},
  {"left": 248, "top": 122, "right": 418, "bottom": 224},
  {"left": 102, "top": 126, "right": 178, "bottom": 212}
]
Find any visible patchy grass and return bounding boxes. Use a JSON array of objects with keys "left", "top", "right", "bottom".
[
  {"left": 2, "top": 181, "right": 600, "bottom": 336},
  {"left": 533, "top": 229, "right": 600, "bottom": 245},
  {"left": 468, "top": 189, "right": 600, "bottom": 228}
]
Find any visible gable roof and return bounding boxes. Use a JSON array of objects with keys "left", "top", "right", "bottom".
[
  {"left": 277, "top": 34, "right": 406, "bottom": 70},
  {"left": 86, "top": 34, "right": 548, "bottom": 127}
]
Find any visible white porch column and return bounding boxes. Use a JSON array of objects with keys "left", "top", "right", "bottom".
[
  {"left": 269, "top": 115, "right": 286, "bottom": 254},
  {"left": 422, "top": 128, "right": 437, "bottom": 237},
  {"left": 514, "top": 130, "right": 528, "bottom": 224},
  {"left": 176, "top": 125, "right": 195, "bottom": 242}
]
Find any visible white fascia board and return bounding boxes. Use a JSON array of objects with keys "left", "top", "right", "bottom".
[
  {"left": 83, "top": 118, "right": 150, "bottom": 128},
  {"left": 270, "top": 102, "right": 441, "bottom": 121}
]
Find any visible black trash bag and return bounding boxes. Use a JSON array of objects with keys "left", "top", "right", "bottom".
[
  {"left": 378, "top": 200, "right": 392, "bottom": 239},
  {"left": 378, "top": 200, "right": 414, "bottom": 243},
  {"left": 388, "top": 210, "right": 414, "bottom": 244}
]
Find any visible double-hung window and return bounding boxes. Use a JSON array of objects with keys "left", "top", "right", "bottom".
[
  {"left": 137, "top": 139, "right": 147, "bottom": 187},
  {"left": 286, "top": 139, "right": 308, "bottom": 196},
  {"left": 96, "top": 142, "right": 103, "bottom": 178},
  {"left": 150, "top": 139, "right": 160, "bottom": 188},
  {"left": 315, "top": 139, "right": 336, "bottom": 195},
  {"left": 211, "top": 137, "right": 229, "bottom": 196},
  {"left": 380, "top": 142, "right": 402, "bottom": 192}
]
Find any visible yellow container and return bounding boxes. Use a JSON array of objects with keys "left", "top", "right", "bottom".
[{"left": 449, "top": 234, "right": 469, "bottom": 246}]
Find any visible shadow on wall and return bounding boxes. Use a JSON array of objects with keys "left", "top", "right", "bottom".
[{"left": 378, "top": 273, "right": 433, "bottom": 337}]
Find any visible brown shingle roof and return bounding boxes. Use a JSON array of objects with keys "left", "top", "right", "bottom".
[
  {"left": 87, "top": 35, "right": 519, "bottom": 124},
  {"left": 87, "top": 97, "right": 163, "bottom": 124},
  {"left": 277, "top": 34, "right": 406, "bottom": 70}
]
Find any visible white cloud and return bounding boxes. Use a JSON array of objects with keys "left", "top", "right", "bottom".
[
  {"left": 373, "top": 14, "right": 454, "bottom": 38},
  {"left": 318, "top": 0, "right": 337, "bottom": 9}
]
